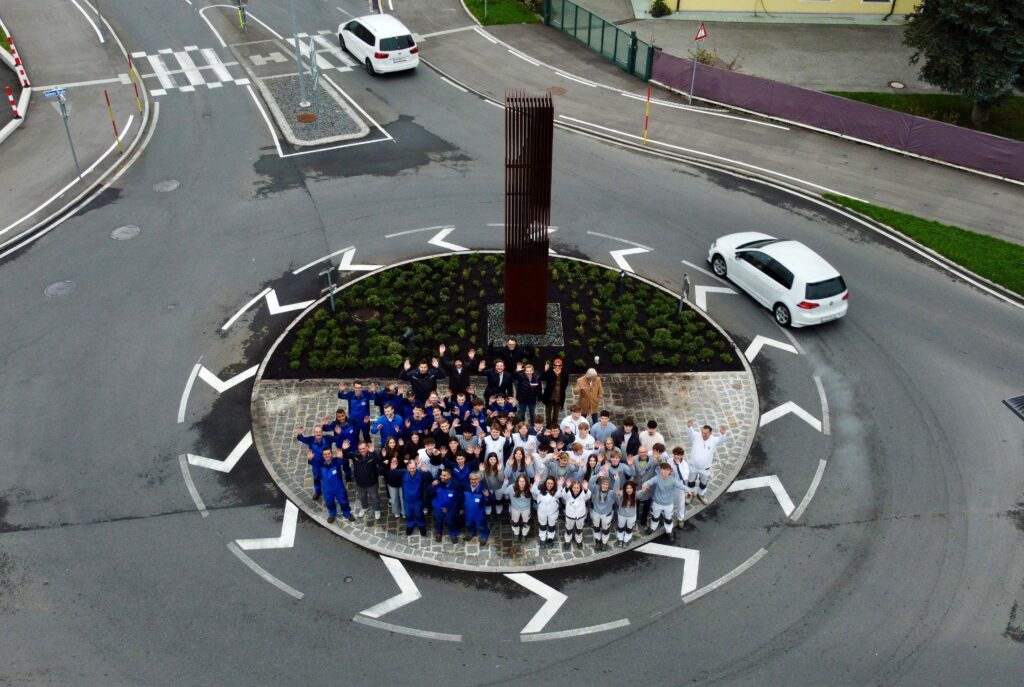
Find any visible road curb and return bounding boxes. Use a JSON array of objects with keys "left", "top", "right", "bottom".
[{"left": 0, "top": 14, "right": 32, "bottom": 146}]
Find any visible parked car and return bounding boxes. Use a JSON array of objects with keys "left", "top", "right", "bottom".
[
  {"left": 707, "top": 232, "right": 849, "bottom": 328},
  {"left": 339, "top": 14, "right": 419, "bottom": 75}
]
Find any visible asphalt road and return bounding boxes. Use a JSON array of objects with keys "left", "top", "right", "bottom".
[{"left": 0, "top": 1, "right": 1021, "bottom": 685}]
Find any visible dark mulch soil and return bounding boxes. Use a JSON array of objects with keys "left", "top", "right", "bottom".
[{"left": 263, "top": 254, "right": 742, "bottom": 379}]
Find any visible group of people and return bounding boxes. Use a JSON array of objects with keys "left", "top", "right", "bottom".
[{"left": 295, "top": 339, "right": 730, "bottom": 551}]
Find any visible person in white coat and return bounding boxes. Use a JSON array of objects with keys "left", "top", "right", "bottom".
[
  {"left": 686, "top": 419, "right": 730, "bottom": 504},
  {"left": 532, "top": 475, "right": 562, "bottom": 550},
  {"left": 558, "top": 479, "right": 591, "bottom": 550}
]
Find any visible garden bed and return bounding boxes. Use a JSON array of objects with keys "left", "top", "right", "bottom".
[{"left": 264, "top": 254, "right": 742, "bottom": 379}]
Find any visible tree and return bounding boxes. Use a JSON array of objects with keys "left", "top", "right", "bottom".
[{"left": 903, "top": 0, "right": 1024, "bottom": 125}]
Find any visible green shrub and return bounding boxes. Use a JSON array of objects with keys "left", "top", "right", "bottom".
[
  {"left": 574, "top": 358, "right": 587, "bottom": 369},
  {"left": 719, "top": 352, "right": 734, "bottom": 364}
]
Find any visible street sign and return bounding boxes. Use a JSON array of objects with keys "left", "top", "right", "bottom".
[
  {"left": 43, "top": 88, "right": 67, "bottom": 98},
  {"left": 694, "top": 22, "right": 708, "bottom": 42}
]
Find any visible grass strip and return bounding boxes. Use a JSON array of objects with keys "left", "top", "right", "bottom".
[
  {"left": 827, "top": 91, "right": 1024, "bottom": 143},
  {"left": 463, "top": 0, "right": 541, "bottom": 26},
  {"left": 823, "top": 193, "right": 1024, "bottom": 298},
  {"left": 0, "top": 24, "right": 8, "bottom": 54}
]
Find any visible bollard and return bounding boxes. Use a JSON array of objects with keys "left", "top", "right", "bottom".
[
  {"left": 5, "top": 85, "right": 20, "bottom": 119},
  {"left": 103, "top": 89, "right": 123, "bottom": 155},
  {"left": 8, "top": 37, "right": 31, "bottom": 87}
]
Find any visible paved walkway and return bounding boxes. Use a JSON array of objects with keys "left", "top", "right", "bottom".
[{"left": 252, "top": 372, "right": 757, "bottom": 572}]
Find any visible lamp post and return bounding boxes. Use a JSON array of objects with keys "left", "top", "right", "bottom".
[{"left": 289, "top": 0, "right": 310, "bottom": 107}]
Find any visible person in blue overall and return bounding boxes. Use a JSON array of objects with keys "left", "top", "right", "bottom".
[
  {"left": 371, "top": 404, "right": 405, "bottom": 445},
  {"left": 393, "top": 457, "right": 429, "bottom": 536},
  {"left": 446, "top": 453, "right": 475, "bottom": 528},
  {"left": 325, "top": 410, "right": 358, "bottom": 481},
  {"left": 463, "top": 472, "right": 491, "bottom": 544},
  {"left": 320, "top": 449, "right": 354, "bottom": 523},
  {"left": 430, "top": 468, "right": 461, "bottom": 543},
  {"left": 296, "top": 423, "right": 332, "bottom": 500},
  {"left": 338, "top": 381, "right": 375, "bottom": 442}
]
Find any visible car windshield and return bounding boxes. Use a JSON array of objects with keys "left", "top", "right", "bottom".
[
  {"left": 738, "top": 238, "right": 781, "bottom": 250},
  {"left": 380, "top": 35, "right": 415, "bottom": 51},
  {"left": 806, "top": 276, "right": 847, "bottom": 300}
]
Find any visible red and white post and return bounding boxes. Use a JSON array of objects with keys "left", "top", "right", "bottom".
[
  {"left": 8, "top": 36, "right": 31, "bottom": 88},
  {"left": 5, "top": 85, "right": 20, "bottom": 119}
]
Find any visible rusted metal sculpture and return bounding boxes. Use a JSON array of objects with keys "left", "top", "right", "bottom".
[{"left": 504, "top": 90, "right": 554, "bottom": 334}]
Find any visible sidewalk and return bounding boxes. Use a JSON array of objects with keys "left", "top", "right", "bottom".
[
  {"left": 0, "top": 0, "right": 149, "bottom": 255},
  {"left": 402, "top": 0, "right": 1023, "bottom": 246}
]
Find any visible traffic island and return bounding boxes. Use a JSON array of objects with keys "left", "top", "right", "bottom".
[{"left": 250, "top": 253, "right": 758, "bottom": 572}]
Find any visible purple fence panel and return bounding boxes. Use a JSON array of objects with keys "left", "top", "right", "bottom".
[{"left": 651, "top": 50, "right": 1024, "bottom": 182}]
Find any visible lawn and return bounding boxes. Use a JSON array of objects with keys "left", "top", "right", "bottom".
[
  {"left": 0, "top": 25, "right": 8, "bottom": 53},
  {"left": 267, "top": 253, "right": 740, "bottom": 379},
  {"left": 827, "top": 91, "right": 1024, "bottom": 143},
  {"left": 823, "top": 194, "right": 1024, "bottom": 298},
  {"left": 463, "top": 0, "right": 542, "bottom": 26}
]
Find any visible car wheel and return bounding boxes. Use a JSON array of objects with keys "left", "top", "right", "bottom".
[
  {"left": 365, "top": 58, "right": 375, "bottom": 75},
  {"left": 773, "top": 303, "right": 791, "bottom": 328},
  {"left": 711, "top": 254, "right": 727, "bottom": 278},
  {"left": 339, "top": 34, "right": 348, "bottom": 53}
]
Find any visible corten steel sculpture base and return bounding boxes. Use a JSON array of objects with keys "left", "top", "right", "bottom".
[{"left": 504, "top": 91, "right": 553, "bottom": 334}]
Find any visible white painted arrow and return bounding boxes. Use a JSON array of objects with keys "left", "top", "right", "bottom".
[
  {"left": 694, "top": 285, "right": 736, "bottom": 311},
  {"left": 759, "top": 401, "right": 822, "bottom": 432},
  {"left": 727, "top": 475, "right": 795, "bottom": 517},
  {"left": 609, "top": 246, "right": 649, "bottom": 273},
  {"left": 427, "top": 227, "right": 468, "bottom": 252},
  {"left": 744, "top": 335, "right": 798, "bottom": 362},
  {"left": 222, "top": 288, "right": 315, "bottom": 330},
  {"left": 337, "top": 248, "right": 382, "bottom": 272},
  {"left": 187, "top": 432, "right": 253, "bottom": 473},
  {"left": 197, "top": 365, "right": 258, "bottom": 393},
  {"left": 359, "top": 556, "right": 423, "bottom": 619},
  {"left": 505, "top": 573, "right": 567, "bottom": 634},
  {"left": 638, "top": 543, "right": 700, "bottom": 596},
  {"left": 236, "top": 500, "right": 299, "bottom": 550}
]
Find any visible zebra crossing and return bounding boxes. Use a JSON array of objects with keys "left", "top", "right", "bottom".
[
  {"left": 131, "top": 46, "right": 250, "bottom": 97},
  {"left": 294, "top": 30, "right": 359, "bottom": 71}
]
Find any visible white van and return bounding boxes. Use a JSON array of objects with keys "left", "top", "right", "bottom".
[
  {"left": 339, "top": 14, "right": 419, "bottom": 75},
  {"left": 708, "top": 232, "right": 849, "bottom": 328}
]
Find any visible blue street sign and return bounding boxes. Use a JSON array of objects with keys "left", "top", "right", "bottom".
[{"left": 43, "top": 88, "right": 67, "bottom": 98}]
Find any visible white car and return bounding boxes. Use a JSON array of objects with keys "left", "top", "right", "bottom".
[
  {"left": 707, "top": 232, "right": 849, "bottom": 328},
  {"left": 339, "top": 14, "right": 419, "bottom": 75}
]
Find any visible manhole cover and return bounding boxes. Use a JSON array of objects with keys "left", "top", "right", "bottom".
[
  {"left": 353, "top": 307, "right": 380, "bottom": 322},
  {"left": 44, "top": 280, "right": 75, "bottom": 298},
  {"left": 888, "top": 80, "right": 906, "bottom": 89},
  {"left": 110, "top": 225, "right": 140, "bottom": 240},
  {"left": 153, "top": 180, "right": 180, "bottom": 192},
  {"left": 296, "top": 113, "right": 318, "bottom": 123},
  {"left": 1004, "top": 395, "right": 1024, "bottom": 421},
  {"left": 547, "top": 86, "right": 566, "bottom": 96}
]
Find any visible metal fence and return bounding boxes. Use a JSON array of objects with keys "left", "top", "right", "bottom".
[{"left": 544, "top": 0, "right": 653, "bottom": 81}]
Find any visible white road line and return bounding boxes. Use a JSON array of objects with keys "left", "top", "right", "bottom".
[
  {"left": 236, "top": 501, "right": 299, "bottom": 550},
  {"left": 221, "top": 287, "right": 272, "bottom": 331},
  {"left": 472, "top": 26, "right": 499, "bottom": 44},
  {"left": 428, "top": 227, "right": 469, "bottom": 252},
  {"left": 173, "top": 50, "right": 206, "bottom": 88},
  {"left": 418, "top": 25, "right": 477, "bottom": 39},
  {"left": 683, "top": 548, "right": 768, "bottom": 604},
  {"left": 177, "top": 360, "right": 203, "bottom": 423},
  {"left": 439, "top": 76, "right": 467, "bottom": 93},
  {"left": 337, "top": 6, "right": 354, "bottom": 18},
  {"left": 313, "top": 34, "right": 357, "bottom": 68},
  {"left": 297, "top": 36, "right": 332, "bottom": 70},
  {"left": 620, "top": 91, "right": 790, "bottom": 130},
  {"left": 338, "top": 247, "right": 383, "bottom": 272},
  {"left": 638, "top": 543, "right": 700, "bottom": 596},
  {"left": 727, "top": 475, "right": 796, "bottom": 517},
  {"left": 146, "top": 53, "right": 177, "bottom": 92},
  {"left": 197, "top": 6, "right": 228, "bottom": 48},
  {"left": 681, "top": 259, "right": 728, "bottom": 285},
  {"left": 33, "top": 76, "right": 125, "bottom": 90},
  {"left": 178, "top": 455, "right": 209, "bottom": 517},
  {"left": 778, "top": 326, "right": 806, "bottom": 355},
  {"left": 69, "top": 0, "right": 105, "bottom": 43},
  {"left": 188, "top": 432, "right": 253, "bottom": 473},
  {"left": 520, "top": 618, "right": 631, "bottom": 641},
  {"left": 505, "top": 573, "right": 567, "bottom": 634},
  {"left": 293, "top": 245, "right": 355, "bottom": 274},
  {"left": 759, "top": 401, "right": 823, "bottom": 432},
  {"left": 384, "top": 225, "right": 452, "bottom": 239},
  {"left": 197, "top": 364, "right": 258, "bottom": 393},
  {"left": 694, "top": 285, "right": 736, "bottom": 311},
  {"left": 791, "top": 459, "right": 827, "bottom": 522},
  {"left": 744, "top": 334, "right": 798, "bottom": 362},
  {"left": 353, "top": 615, "right": 462, "bottom": 641},
  {"left": 244, "top": 10, "right": 286, "bottom": 40},
  {"left": 508, "top": 50, "right": 540, "bottom": 67},
  {"left": 555, "top": 71, "right": 597, "bottom": 88},
  {"left": 227, "top": 542, "right": 304, "bottom": 599},
  {"left": 201, "top": 48, "right": 234, "bottom": 83},
  {"left": 485, "top": 100, "right": 505, "bottom": 110},
  {"left": 609, "top": 246, "right": 649, "bottom": 273},
  {"left": 359, "top": 556, "right": 422, "bottom": 618},
  {"left": 245, "top": 83, "right": 285, "bottom": 156},
  {"left": 585, "top": 230, "right": 652, "bottom": 250},
  {"left": 322, "top": 73, "right": 393, "bottom": 141},
  {"left": 558, "top": 115, "right": 867, "bottom": 201},
  {"left": 813, "top": 375, "right": 831, "bottom": 436}
]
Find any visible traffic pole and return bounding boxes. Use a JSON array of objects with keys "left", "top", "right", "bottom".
[
  {"left": 8, "top": 37, "right": 31, "bottom": 87},
  {"left": 104, "top": 89, "right": 124, "bottom": 155},
  {"left": 5, "top": 86, "right": 20, "bottom": 119},
  {"left": 127, "top": 55, "right": 142, "bottom": 113},
  {"left": 643, "top": 84, "right": 651, "bottom": 145}
]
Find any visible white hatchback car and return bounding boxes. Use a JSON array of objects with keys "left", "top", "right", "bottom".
[
  {"left": 707, "top": 232, "right": 849, "bottom": 328},
  {"left": 339, "top": 14, "right": 419, "bottom": 75}
]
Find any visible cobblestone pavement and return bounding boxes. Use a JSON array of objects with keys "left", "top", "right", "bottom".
[{"left": 251, "top": 372, "right": 757, "bottom": 572}]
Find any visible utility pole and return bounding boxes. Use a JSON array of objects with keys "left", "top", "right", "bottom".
[{"left": 289, "top": 0, "right": 309, "bottom": 107}]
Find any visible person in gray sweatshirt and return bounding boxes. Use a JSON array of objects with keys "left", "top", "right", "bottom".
[
  {"left": 481, "top": 453, "right": 507, "bottom": 515},
  {"left": 641, "top": 462, "right": 685, "bottom": 543},
  {"left": 615, "top": 480, "right": 639, "bottom": 548},
  {"left": 505, "top": 474, "right": 534, "bottom": 542},
  {"left": 544, "top": 452, "right": 580, "bottom": 483},
  {"left": 588, "top": 472, "right": 617, "bottom": 551},
  {"left": 630, "top": 445, "right": 661, "bottom": 528}
]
